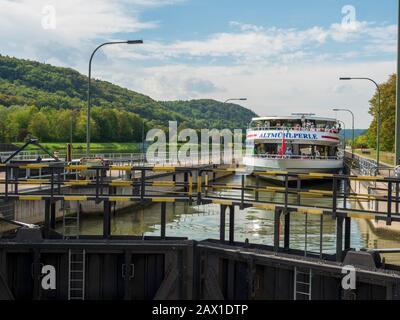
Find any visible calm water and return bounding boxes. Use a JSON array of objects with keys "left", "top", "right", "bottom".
[{"left": 57, "top": 175, "right": 400, "bottom": 264}]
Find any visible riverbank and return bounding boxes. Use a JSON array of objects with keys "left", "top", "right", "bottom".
[
  {"left": 15, "top": 142, "right": 142, "bottom": 154},
  {"left": 354, "top": 149, "right": 395, "bottom": 166}
]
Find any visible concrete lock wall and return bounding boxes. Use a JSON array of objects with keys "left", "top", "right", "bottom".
[{"left": 0, "top": 239, "right": 396, "bottom": 300}]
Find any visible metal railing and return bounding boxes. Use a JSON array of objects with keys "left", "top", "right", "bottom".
[
  {"left": 1, "top": 164, "right": 400, "bottom": 262},
  {"left": 248, "top": 126, "right": 341, "bottom": 134},
  {"left": 0, "top": 151, "right": 239, "bottom": 167},
  {"left": 247, "top": 154, "right": 342, "bottom": 160},
  {"left": 0, "top": 163, "right": 398, "bottom": 223}
]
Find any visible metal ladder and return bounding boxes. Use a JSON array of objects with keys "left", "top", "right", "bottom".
[
  {"left": 68, "top": 249, "right": 86, "bottom": 300},
  {"left": 62, "top": 200, "right": 80, "bottom": 239},
  {"left": 294, "top": 267, "right": 312, "bottom": 300}
]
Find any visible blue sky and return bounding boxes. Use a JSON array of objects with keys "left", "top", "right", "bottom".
[{"left": 0, "top": 0, "right": 398, "bottom": 128}]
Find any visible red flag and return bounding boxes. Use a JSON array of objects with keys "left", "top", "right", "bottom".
[{"left": 279, "top": 132, "right": 286, "bottom": 157}]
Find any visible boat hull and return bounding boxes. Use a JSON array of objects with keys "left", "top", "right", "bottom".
[{"left": 243, "top": 156, "right": 343, "bottom": 181}]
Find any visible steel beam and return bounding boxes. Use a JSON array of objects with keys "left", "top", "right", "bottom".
[
  {"left": 284, "top": 212, "right": 290, "bottom": 251},
  {"left": 220, "top": 205, "right": 226, "bottom": 242},
  {"left": 229, "top": 205, "right": 235, "bottom": 244},
  {"left": 161, "top": 202, "right": 166, "bottom": 240},
  {"left": 274, "top": 209, "right": 281, "bottom": 253},
  {"left": 336, "top": 217, "right": 344, "bottom": 262},
  {"left": 344, "top": 217, "right": 351, "bottom": 250},
  {"left": 103, "top": 200, "right": 111, "bottom": 239},
  {"left": 50, "top": 201, "right": 56, "bottom": 230}
]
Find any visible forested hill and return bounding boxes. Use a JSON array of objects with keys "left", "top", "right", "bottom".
[
  {"left": 160, "top": 100, "right": 257, "bottom": 130},
  {"left": 0, "top": 55, "right": 257, "bottom": 143}
]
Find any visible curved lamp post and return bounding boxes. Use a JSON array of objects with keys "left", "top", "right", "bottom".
[
  {"left": 333, "top": 108, "right": 355, "bottom": 158},
  {"left": 87, "top": 40, "right": 144, "bottom": 156},
  {"left": 339, "top": 77, "right": 381, "bottom": 169}
]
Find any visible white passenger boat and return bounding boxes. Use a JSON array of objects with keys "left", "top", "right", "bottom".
[{"left": 243, "top": 115, "right": 344, "bottom": 178}]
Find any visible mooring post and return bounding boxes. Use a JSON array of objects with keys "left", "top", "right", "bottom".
[
  {"left": 161, "top": 202, "right": 167, "bottom": 239},
  {"left": 229, "top": 205, "right": 235, "bottom": 244},
  {"left": 344, "top": 217, "right": 351, "bottom": 250},
  {"left": 336, "top": 216, "right": 344, "bottom": 262},
  {"left": 220, "top": 205, "right": 227, "bottom": 242},
  {"left": 274, "top": 208, "right": 281, "bottom": 253},
  {"left": 103, "top": 200, "right": 111, "bottom": 239},
  {"left": 284, "top": 211, "right": 290, "bottom": 251}
]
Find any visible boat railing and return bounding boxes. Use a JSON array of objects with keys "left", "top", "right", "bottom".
[
  {"left": 247, "top": 154, "right": 343, "bottom": 160},
  {"left": 248, "top": 126, "right": 341, "bottom": 134}
]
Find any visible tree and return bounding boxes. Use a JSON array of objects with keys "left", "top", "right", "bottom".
[
  {"left": 366, "top": 74, "right": 396, "bottom": 152},
  {"left": 28, "top": 112, "right": 50, "bottom": 141}
]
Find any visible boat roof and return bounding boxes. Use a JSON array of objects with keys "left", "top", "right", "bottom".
[{"left": 251, "top": 116, "right": 338, "bottom": 122}]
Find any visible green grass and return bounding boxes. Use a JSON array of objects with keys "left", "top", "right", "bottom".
[
  {"left": 354, "top": 149, "right": 395, "bottom": 166},
  {"left": 15, "top": 142, "right": 142, "bottom": 153}
]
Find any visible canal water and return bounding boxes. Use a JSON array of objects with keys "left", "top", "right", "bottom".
[{"left": 58, "top": 174, "right": 400, "bottom": 264}]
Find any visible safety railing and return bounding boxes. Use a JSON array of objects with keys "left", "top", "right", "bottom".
[
  {"left": 247, "top": 154, "right": 342, "bottom": 160},
  {"left": 1, "top": 163, "right": 399, "bottom": 223},
  {"left": 248, "top": 126, "right": 341, "bottom": 134},
  {"left": 1, "top": 163, "right": 400, "bottom": 262},
  {"left": 0, "top": 163, "right": 196, "bottom": 204},
  {"left": 195, "top": 168, "right": 400, "bottom": 226}
]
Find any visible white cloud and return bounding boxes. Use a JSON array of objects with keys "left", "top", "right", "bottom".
[
  {"left": 0, "top": 0, "right": 181, "bottom": 62},
  {"left": 95, "top": 60, "right": 394, "bottom": 129},
  {"left": 0, "top": 1, "right": 396, "bottom": 130},
  {"left": 111, "top": 20, "right": 396, "bottom": 65}
]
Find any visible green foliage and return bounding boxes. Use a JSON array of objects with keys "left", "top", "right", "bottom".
[
  {"left": 0, "top": 54, "right": 257, "bottom": 143},
  {"left": 364, "top": 74, "right": 396, "bottom": 152},
  {"left": 160, "top": 99, "right": 257, "bottom": 130},
  {"left": 354, "top": 134, "right": 369, "bottom": 149}
]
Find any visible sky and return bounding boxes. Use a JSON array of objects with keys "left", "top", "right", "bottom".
[{"left": 0, "top": 0, "right": 398, "bottom": 129}]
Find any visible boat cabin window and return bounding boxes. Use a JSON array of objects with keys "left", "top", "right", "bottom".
[{"left": 254, "top": 143, "right": 339, "bottom": 159}]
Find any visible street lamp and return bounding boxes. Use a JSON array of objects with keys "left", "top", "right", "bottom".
[
  {"left": 339, "top": 77, "right": 381, "bottom": 169},
  {"left": 333, "top": 108, "right": 355, "bottom": 158},
  {"left": 224, "top": 98, "right": 247, "bottom": 104},
  {"left": 87, "top": 40, "right": 144, "bottom": 156}
]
